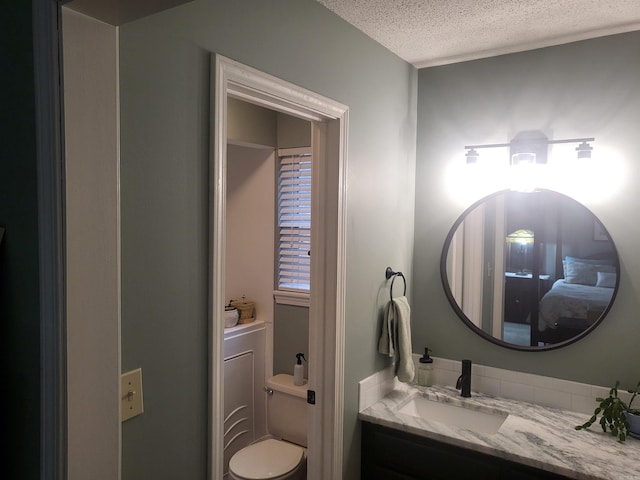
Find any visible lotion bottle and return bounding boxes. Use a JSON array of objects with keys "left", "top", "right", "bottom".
[
  {"left": 293, "top": 353, "right": 306, "bottom": 386},
  {"left": 417, "top": 348, "right": 434, "bottom": 387}
]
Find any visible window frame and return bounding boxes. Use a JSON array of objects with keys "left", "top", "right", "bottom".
[{"left": 274, "top": 146, "right": 312, "bottom": 306}]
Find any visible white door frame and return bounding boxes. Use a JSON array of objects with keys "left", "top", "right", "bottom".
[{"left": 210, "top": 55, "right": 348, "bottom": 480}]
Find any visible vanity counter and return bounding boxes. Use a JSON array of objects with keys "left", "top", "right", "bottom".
[{"left": 359, "top": 383, "right": 640, "bottom": 480}]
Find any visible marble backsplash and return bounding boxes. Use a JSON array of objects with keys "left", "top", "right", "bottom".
[{"left": 358, "top": 355, "right": 632, "bottom": 415}]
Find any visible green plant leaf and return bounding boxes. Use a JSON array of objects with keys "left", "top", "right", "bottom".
[{"left": 575, "top": 380, "right": 640, "bottom": 443}]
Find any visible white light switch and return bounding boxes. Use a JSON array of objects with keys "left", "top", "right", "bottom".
[{"left": 121, "top": 368, "right": 144, "bottom": 422}]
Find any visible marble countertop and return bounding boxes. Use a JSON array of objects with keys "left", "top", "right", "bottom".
[{"left": 358, "top": 383, "right": 640, "bottom": 480}]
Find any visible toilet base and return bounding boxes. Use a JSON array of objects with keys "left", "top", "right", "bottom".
[{"left": 229, "top": 462, "right": 305, "bottom": 480}]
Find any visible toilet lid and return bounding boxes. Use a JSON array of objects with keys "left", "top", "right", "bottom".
[{"left": 229, "top": 439, "right": 304, "bottom": 479}]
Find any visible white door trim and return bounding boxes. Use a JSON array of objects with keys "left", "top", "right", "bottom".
[{"left": 210, "top": 55, "right": 348, "bottom": 480}]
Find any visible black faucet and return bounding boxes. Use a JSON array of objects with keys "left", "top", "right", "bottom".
[{"left": 456, "top": 359, "right": 472, "bottom": 397}]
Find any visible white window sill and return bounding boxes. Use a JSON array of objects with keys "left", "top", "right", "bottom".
[{"left": 273, "top": 290, "right": 310, "bottom": 307}]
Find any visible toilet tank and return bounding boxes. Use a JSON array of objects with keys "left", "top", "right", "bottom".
[{"left": 266, "top": 374, "right": 308, "bottom": 447}]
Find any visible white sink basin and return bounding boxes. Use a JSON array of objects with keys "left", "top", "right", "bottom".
[{"left": 398, "top": 396, "right": 508, "bottom": 435}]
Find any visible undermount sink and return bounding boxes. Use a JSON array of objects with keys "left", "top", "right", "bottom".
[{"left": 398, "top": 396, "right": 508, "bottom": 435}]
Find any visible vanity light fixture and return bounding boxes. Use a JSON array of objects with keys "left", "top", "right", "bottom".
[
  {"left": 464, "top": 133, "right": 595, "bottom": 164},
  {"left": 510, "top": 152, "right": 536, "bottom": 165},
  {"left": 465, "top": 148, "right": 479, "bottom": 164},
  {"left": 575, "top": 141, "right": 593, "bottom": 159}
]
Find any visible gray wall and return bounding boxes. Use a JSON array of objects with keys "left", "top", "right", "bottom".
[
  {"left": 119, "top": 1, "right": 416, "bottom": 479},
  {"left": 274, "top": 304, "right": 310, "bottom": 377},
  {"left": 413, "top": 32, "right": 640, "bottom": 388},
  {"left": 278, "top": 112, "right": 311, "bottom": 148}
]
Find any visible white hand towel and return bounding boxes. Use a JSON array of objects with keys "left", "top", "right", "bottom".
[
  {"left": 378, "top": 296, "right": 415, "bottom": 383},
  {"left": 378, "top": 300, "right": 394, "bottom": 357}
]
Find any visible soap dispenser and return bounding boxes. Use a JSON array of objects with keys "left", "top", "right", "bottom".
[
  {"left": 417, "top": 348, "right": 434, "bottom": 387},
  {"left": 293, "top": 353, "right": 306, "bottom": 386}
]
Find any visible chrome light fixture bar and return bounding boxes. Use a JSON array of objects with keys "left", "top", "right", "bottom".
[{"left": 464, "top": 133, "right": 595, "bottom": 164}]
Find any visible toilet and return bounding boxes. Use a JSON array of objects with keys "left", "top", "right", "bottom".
[{"left": 228, "top": 373, "right": 308, "bottom": 480}]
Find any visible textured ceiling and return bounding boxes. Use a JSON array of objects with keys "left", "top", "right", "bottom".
[{"left": 316, "top": 0, "right": 640, "bottom": 67}]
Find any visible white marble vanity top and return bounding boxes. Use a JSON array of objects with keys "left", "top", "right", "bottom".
[{"left": 358, "top": 383, "right": 640, "bottom": 480}]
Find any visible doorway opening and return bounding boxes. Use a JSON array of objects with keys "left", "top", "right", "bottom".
[{"left": 210, "top": 55, "right": 348, "bottom": 480}]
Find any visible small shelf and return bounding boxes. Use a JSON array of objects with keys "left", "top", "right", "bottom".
[{"left": 223, "top": 319, "right": 265, "bottom": 341}]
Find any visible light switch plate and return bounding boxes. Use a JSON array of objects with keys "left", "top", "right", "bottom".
[{"left": 121, "top": 368, "right": 144, "bottom": 422}]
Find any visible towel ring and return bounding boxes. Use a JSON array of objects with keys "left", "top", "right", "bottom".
[{"left": 385, "top": 267, "right": 407, "bottom": 301}]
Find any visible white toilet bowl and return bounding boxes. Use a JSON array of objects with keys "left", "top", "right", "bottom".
[
  {"left": 228, "top": 374, "right": 308, "bottom": 480},
  {"left": 228, "top": 438, "right": 306, "bottom": 480}
]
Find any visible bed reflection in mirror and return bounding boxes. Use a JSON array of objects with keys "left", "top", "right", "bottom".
[{"left": 440, "top": 189, "right": 619, "bottom": 351}]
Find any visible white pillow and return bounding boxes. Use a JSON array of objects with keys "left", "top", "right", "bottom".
[
  {"left": 596, "top": 271, "right": 616, "bottom": 288},
  {"left": 564, "top": 255, "right": 614, "bottom": 266},
  {"left": 564, "top": 261, "right": 615, "bottom": 286}
]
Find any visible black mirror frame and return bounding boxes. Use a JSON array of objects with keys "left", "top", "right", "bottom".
[{"left": 439, "top": 189, "right": 621, "bottom": 352}]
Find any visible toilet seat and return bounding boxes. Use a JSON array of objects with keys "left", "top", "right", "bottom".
[{"left": 229, "top": 438, "right": 305, "bottom": 480}]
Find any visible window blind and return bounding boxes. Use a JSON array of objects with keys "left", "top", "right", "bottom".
[{"left": 277, "top": 148, "right": 312, "bottom": 291}]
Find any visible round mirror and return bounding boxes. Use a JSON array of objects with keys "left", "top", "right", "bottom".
[{"left": 440, "top": 189, "right": 620, "bottom": 351}]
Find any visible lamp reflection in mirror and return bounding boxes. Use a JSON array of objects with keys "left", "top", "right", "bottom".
[{"left": 506, "top": 229, "right": 534, "bottom": 275}]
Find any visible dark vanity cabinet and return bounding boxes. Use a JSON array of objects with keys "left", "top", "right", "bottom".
[{"left": 361, "top": 422, "right": 571, "bottom": 480}]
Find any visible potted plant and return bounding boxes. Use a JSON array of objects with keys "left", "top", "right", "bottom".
[{"left": 576, "top": 380, "right": 640, "bottom": 442}]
